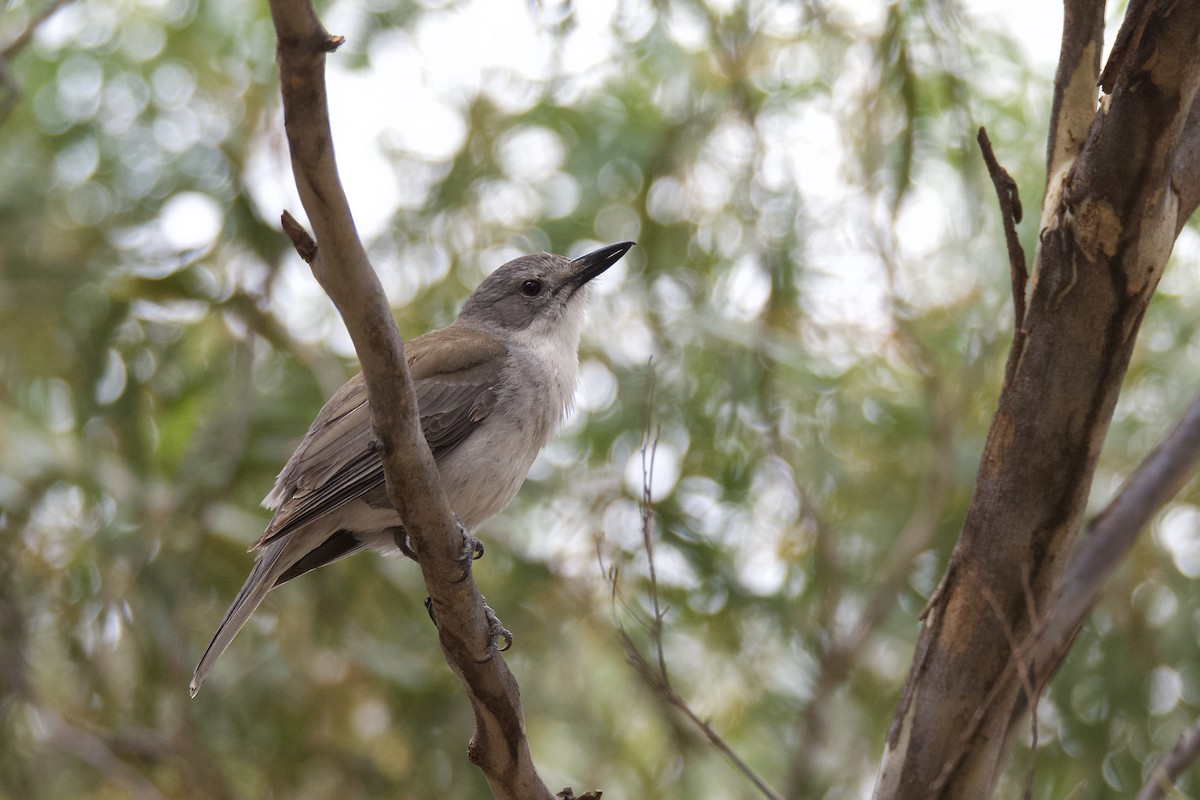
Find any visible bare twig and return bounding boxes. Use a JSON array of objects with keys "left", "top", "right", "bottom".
[
  {"left": 280, "top": 210, "right": 318, "bottom": 262},
  {"left": 929, "top": 584, "right": 1043, "bottom": 797},
  {"left": 977, "top": 127, "right": 1028, "bottom": 350},
  {"left": 638, "top": 368, "right": 669, "bottom": 685},
  {"left": 617, "top": 626, "right": 784, "bottom": 800},
  {"left": 1136, "top": 716, "right": 1200, "bottom": 800},
  {"left": 603, "top": 374, "right": 783, "bottom": 800},
  {"left": 976, "top": 583, "right": 1041, "bottom": 800},
  {"left": 264, "top": 2, "right": 551, "bottom": 797}
]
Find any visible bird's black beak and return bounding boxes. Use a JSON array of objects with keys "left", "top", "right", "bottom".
[{"left": 568, "top": 241, "right": 636, "bottom": 287}]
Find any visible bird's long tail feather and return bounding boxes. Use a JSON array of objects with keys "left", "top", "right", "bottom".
[{"left": 189, "top": 539, "right": 287, "bottom": 697}]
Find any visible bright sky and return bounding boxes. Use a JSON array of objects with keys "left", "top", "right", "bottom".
[
  {"left": 323, "top": 0, "right": 1064, "bottom": 242},
  {"left": 129, "top": 0, "right": 1160, "bottom": 588},
  {"left": 233, "top": 0, "right": 1074, "bottom": 356}
]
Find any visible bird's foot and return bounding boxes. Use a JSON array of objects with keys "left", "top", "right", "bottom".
[
  {"left": 422, "top": 596, "right": 512, "bottom": 661},
  {"left": 477, "top": 600, "right": 513, "bottom": 661},
  {"left": 453, "top": 522, "right": 484, "bottom": 584}
]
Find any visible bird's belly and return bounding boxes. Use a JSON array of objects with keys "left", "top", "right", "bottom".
[{"left": 436, "top": 422, "right": 545, "bottom": 531}]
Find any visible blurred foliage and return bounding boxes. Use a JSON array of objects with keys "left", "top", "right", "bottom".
[{"left": 2, "top": 0, "right": 1200, "bottom": 798}]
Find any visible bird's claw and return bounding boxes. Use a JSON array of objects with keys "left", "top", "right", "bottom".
[
  {"left": 392, "top": 527, "right": 419, "bottom": 562},
  {"left": 423, "top": 597, "right": 512, "bottom": 660},
  {"left": 452, "top": 523, "right": 484, "bottom": 584},
  {"left": 476, "top": 601, "right": 513, "bottom": 662}
]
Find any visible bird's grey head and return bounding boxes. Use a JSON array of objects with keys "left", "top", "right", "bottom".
[{"left": 456, "top": 242, "right": 634, "bottom": 338}]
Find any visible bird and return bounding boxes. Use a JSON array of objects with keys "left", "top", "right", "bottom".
[{"left": 190, "top": 241, "right": 635, "bottom": 696}]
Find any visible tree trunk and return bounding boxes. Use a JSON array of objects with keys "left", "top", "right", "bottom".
[{"left": 873, "top": 3, "right": 1200, "bottom": 797}]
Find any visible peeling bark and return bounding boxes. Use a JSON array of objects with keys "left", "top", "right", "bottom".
[{"left": 874, "top": 3, "right": 1200, "bottom": 798}]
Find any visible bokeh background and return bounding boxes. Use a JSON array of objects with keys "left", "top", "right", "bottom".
[{"left": 4, "top": 0, "right": 1200, "bottom": 797}]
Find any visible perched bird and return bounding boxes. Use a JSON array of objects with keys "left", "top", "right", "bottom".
[{"left": 190, "top": 241, "right": 635, "bottom": 696}]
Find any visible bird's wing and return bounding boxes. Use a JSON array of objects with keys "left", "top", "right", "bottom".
[{"left": 250, "top": 328, "right": 507, "bottom": 550}]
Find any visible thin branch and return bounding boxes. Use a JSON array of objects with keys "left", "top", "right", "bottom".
[
  {"left": 617, "top": 626, "right": 784, "bottom": 800},
  {"left": 920, "top": 390, "right": 1200, "bottom": 795},
  {"left": 1136, "top": 716, "right": 1200, "bottom": 800},
  {"left": 1098, "top": 0, "right": 1153, "bottom": 94},
  {"left": 981, "top": 580, "right": 1041, "bottom": 800},
  {"left": 602, "top": 376, "right": 783, "bottom": 800},
  {"left": 264, "top": 2, "right": 551, "bottom": 797},
  {"left": 929, "top": 582, "right": 1043, "bottom": 797},
  {"left": 638, "top": 367, "right": 669, "bottom": 686},
  {"left": 977, "top": 127, "right": 1028, "bottom": 368}
]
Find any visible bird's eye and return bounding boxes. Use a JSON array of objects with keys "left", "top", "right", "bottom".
[{"left": 520, "top": 279, "right": 544, "bottom": 297}]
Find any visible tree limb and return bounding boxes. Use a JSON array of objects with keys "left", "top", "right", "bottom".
[
  {"left": 265, "top": 1, "right": 552, "bottom": 796},
  {"left": 874, "top": 3, "right": 1200, "bottom": 797},
  {"left": 1136, "top": 715, "right": 1200, "bottom": 800}
]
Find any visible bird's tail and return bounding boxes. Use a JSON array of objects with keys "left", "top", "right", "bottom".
[{"left": 190, "top": 539, "right": 288, "bottom": 697}]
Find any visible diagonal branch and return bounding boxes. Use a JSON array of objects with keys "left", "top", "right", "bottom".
[
  {"left": 265, "top": 1, "right": 552, "bottom": 797},
  {"left": 605, "top": 384, "right": 783, "bottom": 800},
  {"left": 1027, "top": 389, "right": 1200, "bottom": 682},
  {"left": 1136, "top": 715, "right": 1200, "bottom": 800}
]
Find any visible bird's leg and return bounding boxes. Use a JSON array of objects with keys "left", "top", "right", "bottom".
[
  {"left": 412, "top": 519, "right": 502, "bottom": 652},
  {"left": 423, "top": 596, "right": 513, "bottom": 660}
]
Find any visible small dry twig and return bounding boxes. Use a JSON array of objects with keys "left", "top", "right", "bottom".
[
  {"left": 1136, "top": 716, "right": 1200, "bottom": 800},
  {"left": 977, "top": 127, "right": 1028, "bottom": 361},
  {"left": 603, "top": 367, "right": 784, "bottom": 800}
]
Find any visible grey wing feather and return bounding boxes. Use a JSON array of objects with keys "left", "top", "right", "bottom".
[{"left": 251, "top": 333, "right": 506, "bottom": 550}]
